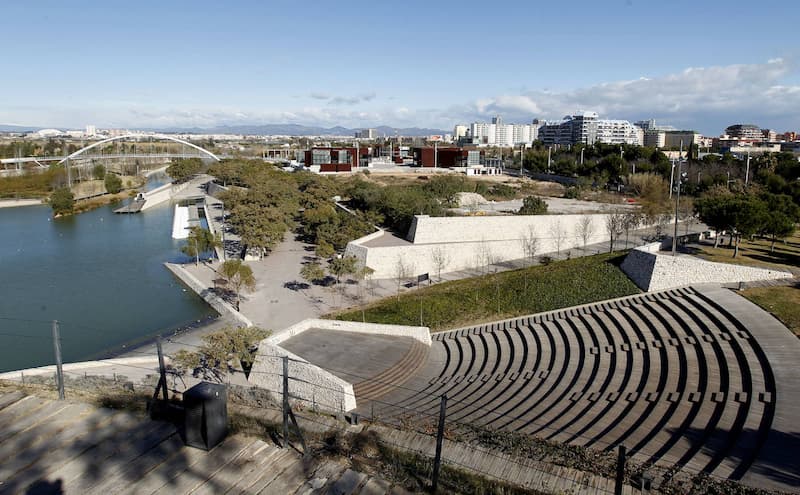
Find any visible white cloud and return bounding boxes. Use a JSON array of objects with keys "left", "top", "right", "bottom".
[
  {"left": 465, "top": 58, "right": 799, "bottom": 132},
  {"left": 1, "top": 59, "right": 797, "bottom": 133}
]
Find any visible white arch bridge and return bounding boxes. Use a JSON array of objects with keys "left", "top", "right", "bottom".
[
  {"left": 59, "top": 133, "right": 221, "bottom": 164},
  {"left": 1, "top": 134, "right": 221, "bottom": 173}
]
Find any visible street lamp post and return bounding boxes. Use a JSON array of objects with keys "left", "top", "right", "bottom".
[
  {"left": 672, "top": 140, "right": 684, "bottom": 256},
  {"left": 219, "top": 199, "right": 226, "bottom": 261}
]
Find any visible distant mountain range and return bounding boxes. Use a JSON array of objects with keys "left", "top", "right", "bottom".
[
  {"left": 0, "top": 124, "right": 43, "bottom": 132},
  {"left": 152, "top": 124, "right": 448, "bottom": 137},
  {"left": 0, "top": 123, "right": 448, "bottom": 137}
]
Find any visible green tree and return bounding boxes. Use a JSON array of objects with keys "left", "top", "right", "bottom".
[
  {"left": 92, "top": 164, "right": 106, "bottom": 180},
  {"left": 300, "top": 261, "right": 326, "bottom": 285},
  {"left": 104, "top": 173, "right": 123, "bottom": 194},
  {"left": 219, "top": 259, "right": 256, "bottom": 310},
  {"left": 49, "top": 187, "right": 74, "bottom": 216},
  {"left": 517, "top": 195, "right": 548, "bottom": 215},
  {"left": 315, "top": 240, "right": 335, "bottom": 259},
  {"left": 181, "top": 226, "right": 220, "bottom": 265},
  {"left": 329, "top": 255, "right": 358, "bottom": 285},
  {"left": 167, "top": 158, "right": 205, "bottom": 183},
  {"left": 760, "top": 193, "right": 799, "bottom": 252},
  {"left": 729, "top": 195, "right": 768, "bottom": 257},
  {"left": 172, "top": 326, "right": 271, "bottom": 381},
  {"left": 695, "top": 187, "right": 736, "bottom": 248}
]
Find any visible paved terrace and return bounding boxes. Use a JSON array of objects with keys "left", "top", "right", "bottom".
[
  {"left": 0, "top": 389, "right": 410, "bottom": 495},
  {"left": 280, "top": 329, "right": 429, "bottom": 402}
]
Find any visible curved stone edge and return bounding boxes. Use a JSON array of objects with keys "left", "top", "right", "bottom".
[
  {"left": 0, "top": 356, "right": 161, "bottom": 380},
  {"left": 248, "top": 342, "right": 357, "bottom": 412},
  {"left": 698, "top": 286, "right": 800, "bottom": 493},
  {"left": 621, "top": 242, "right": 793, "bottom": 292},
  {"left": 249, "top": 318, "right": 431, "bottom": 413},
  {"left": 164, "top": 262, "right": 253, "bottom": 328},
  {"left": 269, "top": 318, "right": 431, "bottom": 347}
]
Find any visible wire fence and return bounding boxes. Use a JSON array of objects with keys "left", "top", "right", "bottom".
[{"left": 0, "top": 322, "right": 766, "bottom": 495}]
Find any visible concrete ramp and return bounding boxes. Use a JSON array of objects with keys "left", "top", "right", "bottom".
[{"left": 171, "top": 205, "right": 190, "bottom": 239}]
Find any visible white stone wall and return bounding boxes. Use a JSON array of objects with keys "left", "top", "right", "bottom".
[
  {"left": 248, "top": 342, "right": 357, "bottom": 412},
  {"left": 347, "top": 213, "right": 617, "bottom": 279},
  {"left": 270, "top": 318, "right": 431, "bottom": 346},
  {"left": 163, "top": 263, "right": 253, "bottom": 328},
  {"left": 140, "top": 182, "right": 173, "bottom": 211},
  {"left": 621, "top": 243, "right": 794, "bottom": 292}
]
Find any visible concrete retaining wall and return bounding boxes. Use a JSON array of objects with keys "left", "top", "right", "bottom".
[
  {"left": 163, "top": 263, "right": 252, "bottom": 328},
  {"left": 141, "top": 180, "right": 195, "bottom": 211},
  {"left": 140, "top": 182, "right": 173, "bottom": 211},
  {"left": 270, "top": 318, "right": 431, "bottom": 346},
  {"left": 206, "top": 181, "right": 229, "bottom": 196},
  {"left": 248, "top": 342, "right": 357, "bottom": 412},
  {"left": 0, "top": 357, "right": 162, "bottom": 380},
  {"left": 347, "top": 213, "right": 616, "bottom": 279},
  {"left": 621, "top": 243, "right": 794, "bottom": 291}
]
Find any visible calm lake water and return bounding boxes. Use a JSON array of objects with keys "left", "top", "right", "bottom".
[{"left": 0, "top": 182, "right": 216, "bottom": 372}]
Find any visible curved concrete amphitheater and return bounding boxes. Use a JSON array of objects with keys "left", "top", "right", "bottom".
[{"left": 353, "top": 285, "right": 800, "bottom": 492}]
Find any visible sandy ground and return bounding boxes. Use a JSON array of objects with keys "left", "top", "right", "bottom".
[
  {"left": 451, "top": 195, "right": 638, "bottom": 215},
  {"left": 0, "top": 198, "right": 43, "bottom": 208}
]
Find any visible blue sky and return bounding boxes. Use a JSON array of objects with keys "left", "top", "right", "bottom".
[{"left": 2, "top": 0, "right": 799, "bottom": 135}]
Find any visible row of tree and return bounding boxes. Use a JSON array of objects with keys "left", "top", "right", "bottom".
[{"left": 695, "top": 188, "right": 799, "bottom": 256}]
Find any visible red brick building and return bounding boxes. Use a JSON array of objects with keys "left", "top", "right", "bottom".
[
  {"left": 304, "top": 147, "right": 370, "bottom": 172},
  {"left": 412, "top": 147, "right": 484, "bottom": 168}
]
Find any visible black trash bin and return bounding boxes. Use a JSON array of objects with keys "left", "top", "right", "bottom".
[{"left": 184, "top": 382, "right": 228, "bottom": 450}]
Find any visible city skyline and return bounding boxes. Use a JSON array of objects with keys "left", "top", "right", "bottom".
[{"left": 2, "top": 0, "right": 798, "bottom": 135}]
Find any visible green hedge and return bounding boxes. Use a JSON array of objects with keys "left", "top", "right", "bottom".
[{"left": 334, "top": 252, "right": 640, "bottom": 331}]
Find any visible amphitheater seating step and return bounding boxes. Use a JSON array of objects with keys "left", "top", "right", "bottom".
[{"left": 362, "top": 286, "right": 798, "bottom": 491}]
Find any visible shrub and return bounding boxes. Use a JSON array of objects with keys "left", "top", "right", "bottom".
[
  {"left": 104, "top": 173, "right": 123, "bottom": 194},
  {"left": 487, "top": 183, "right": 516, "bottom": 199},
  {"left": 49, "top": 187, "right": 74, "bottom": 216},
  {"left": 563, "top": 186, "right": 580, "bottom": 199},
  {"left": 517, "top": 195, "right": 548, "bottom": 215}
]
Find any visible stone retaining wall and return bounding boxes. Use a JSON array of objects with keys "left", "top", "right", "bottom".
[
  {"left": 346, "top": 213, "right": 617, "bottom": 279},
  {"left": 270, "top": 318, "right": 431, "bottom": 346},
  {"left": 163, "top": 262, "right": 252, "bottom": 328},
  {"left": 248, "top": 318, "right": 431, "bottom": 412},
  {"left": 0, "top": 357, "right": 162, "bottom": 380},
  {"left": 621, "top": 243, "right": 794, "bottom": 291},
  {"left": 248, "top": 342, "right": 357, "bottom": 412}
]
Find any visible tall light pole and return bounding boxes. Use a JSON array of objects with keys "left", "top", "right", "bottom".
[
  {"left": 219, "top": 199, "right": 226, "bottom": 261},
  {"left": 672, "top": 140, "right": 684, "bottom": 256},
  {"left": 745, "top": 150, "right": 751, "bottom": 186}
]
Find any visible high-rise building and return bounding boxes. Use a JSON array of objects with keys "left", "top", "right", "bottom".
[
  {"left": 538, "top": 112, "right": 642, "bottom": 146},
  {"left": 464, "top": 116, "right": 537, "bottom": 146},
  {"left": 355, "top": 128, "right": 375, "bottom": 139},
  {"left": 663, "top": 131, "right": 703, "bottom": 148},
  {"left": 85, "top": 125, "right": 96, "bottom": 136},
  {"left": 724, "top": 124, "right": 763, "bottom": 141},
  {"left": 453, "top": 125, "right": 468, "bottom": 139}
]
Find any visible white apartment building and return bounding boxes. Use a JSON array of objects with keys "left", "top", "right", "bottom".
[
  {"left": 538, "top": 112, "right": 642, "bottom": 146},
  {"left": 596, "top": 119, "right": 644, "bottom": 145},
  {"left": 453, "top": 125, "right": 468, "bottom": 140},
  {"left": 466, "top": 116, "right": 538, "bottom": 146}
]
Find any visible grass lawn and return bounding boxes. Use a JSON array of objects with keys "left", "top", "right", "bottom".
[
  {"left": 741, "top": 285, "right": 800, "bottom": 337},
  {"left": 332, "top": 252, "right": 641, "bottom": 331},
  {"left": 689, "top": 233, "right": 800, "bottom": 275}
]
